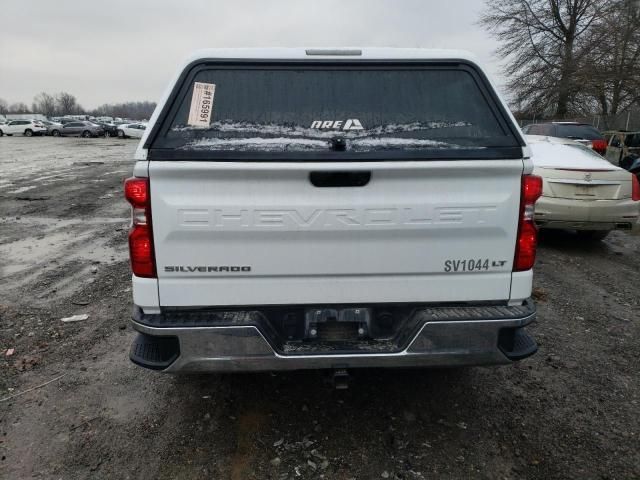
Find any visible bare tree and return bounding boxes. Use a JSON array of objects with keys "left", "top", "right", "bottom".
[
  {"left": 55, "top": 92, "right": 83, "bottom": 115},
  {"left": 584, "top": 0, "right": 640, "bottom": 115},
  {"left": 90, "top": 101, "right": 156, "bottom": 120},
  {"left": 0, "top": 98, "right": 8, "bottom": 114},
  {"left": 8, "top": 102, "right": 30, "bottom": 114},
  {"left": 481, "top": 0, "right": 605, "bottom": 117},
  {"left": 32, "top": 92, "right": 57, "bottom": 117}
]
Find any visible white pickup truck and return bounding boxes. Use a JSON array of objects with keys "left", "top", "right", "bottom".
[{"left": 125, "top": 48, "right": 541, "bottom": 375}]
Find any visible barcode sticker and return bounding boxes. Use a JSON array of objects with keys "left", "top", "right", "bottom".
[{"left": 187, "top": 82, "right": 216, "bottom": 128}]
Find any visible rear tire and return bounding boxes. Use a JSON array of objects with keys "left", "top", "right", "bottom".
[
  {"left": 24, "top": 129, "right": 33, "bottom": 137},
  {"left": 51, "top": 130, "right": 61, "bottom": 137},
  {"left": 117, "top": 130, "right": 125, "bottom": 138},
  {"left": 81, "top": 130, "right": 91, "bottom": 138},
  {"left": 0, "top": 129, "right": 3, "bottom": 137},
  {"left": 577, "top": 230, "right": 610, "bottom": 241}
]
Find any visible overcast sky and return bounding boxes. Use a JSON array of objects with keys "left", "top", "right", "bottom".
[{"left": 0, "top": 0, "right": 503, "bottom": 110}]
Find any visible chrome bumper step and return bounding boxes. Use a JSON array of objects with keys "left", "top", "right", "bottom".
[{"left": 129, "top": 300, "right": 537, "bottom": 372}]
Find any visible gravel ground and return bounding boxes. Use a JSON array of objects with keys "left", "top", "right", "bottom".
[{"left": 0, "top": 136, "right": 638, "bottom": 479}]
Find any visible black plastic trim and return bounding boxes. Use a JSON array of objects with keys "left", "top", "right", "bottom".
[
  {"left": 498, "top": 327, "right": 538, "bottom": 361},
  {"left": 133, "top": 300, "right": 535, "bottom": 327},
  {"left": 147, "top": 146, "right": 524, "bottom": 162},
  {"left": 310, "top": 171, "right": 371, "bottom": 187},
  {"left": 129, "top": 332, "right": 180, "bottom": 370}
]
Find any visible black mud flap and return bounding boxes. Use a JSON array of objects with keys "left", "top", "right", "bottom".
[
  {"left": 498, "top": 327, "right": 538, "bottom": 361},
  {"left": 130, "top": 332, "right": 180, "bottom": 370}
]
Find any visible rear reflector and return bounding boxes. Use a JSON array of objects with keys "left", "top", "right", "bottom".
[
  {"left": 514, "top": 175, "right": 543, "bottom": 272},
  {"left": 129, "top": 225, "right": 155, "bottom": 277},
  {"left": 632, "top": 174, "right": 640, "bottom": 201},
  {"left": 124, "top": 177, "right": 156, "bottom": 278}
]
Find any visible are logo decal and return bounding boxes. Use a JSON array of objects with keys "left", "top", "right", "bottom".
[{"left": 310, "top": 119, "right": 364, "bottom": 130}]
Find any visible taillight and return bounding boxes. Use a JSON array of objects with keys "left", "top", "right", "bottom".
[
  {"left": 591, "top": 139, "right": 607, "bottom": 155},
  {"left": 124, "top": 177, "right": 148, "bottom": 208},
  {"left": 124, "top": 177, "right": 156, "bottom": 278},
  {"left": 514, "top": 175, "right": 543, "bottom": 272},
  {"left": 632, "top": 174, "right": 640, "bottom": 201}
]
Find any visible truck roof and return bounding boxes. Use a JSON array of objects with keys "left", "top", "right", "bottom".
[{"left": 182, "top": 47, "right": 482, "bottom": 63}]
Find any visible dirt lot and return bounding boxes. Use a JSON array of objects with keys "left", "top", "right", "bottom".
[{"left": 0, "top": 136, "right": 638, "bottom": 479}]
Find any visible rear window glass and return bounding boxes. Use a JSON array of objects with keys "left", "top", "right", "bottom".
[
  {"left": 625, "top": 134, "right": 640, "bottom": 147},
  {"left": 555, "top": 124, "right": 602, "bottom": 141},
  {"left": 151, "top": 65, "right": 521, "bottom": 157},
  {"left": 523, "top": 124, "right": 554, "bottom": 135}
]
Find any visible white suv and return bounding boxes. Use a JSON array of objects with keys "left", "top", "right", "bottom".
[
  {"left": 125, "top": 48, "right": 541, "bottom": 375},
  {"left": 0, "top": 120, "right": 47, "bottom": 137}
]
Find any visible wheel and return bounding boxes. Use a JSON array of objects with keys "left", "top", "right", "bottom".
[
  {"left": 24, "top": 129, "right": 33, "bottom": 137},
  {"left": 104, "top": 130, "right": 111, "bottom": 138},
  {"left": 117, "top": 130, "right": 125, "bottom": 138},
  {"left": 577, "top": 230, "right": 610, "bottom": 241},
  {"left": 81, "top": 130, "right": 91, "bottom": 138},
  {"left": 0, "top": 129, "right": 3, "bottom": 137},
  {"left": 51, "top": 130, "right": 61, "bottom": 137}
]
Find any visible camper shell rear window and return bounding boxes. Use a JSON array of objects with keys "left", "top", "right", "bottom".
[{"left": 147, "top": 60, "right": 524, "bottom": 160}]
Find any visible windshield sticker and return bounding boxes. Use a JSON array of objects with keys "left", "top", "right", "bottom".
[
  {"left": 310, "top": 119, "right": 364, "bottom": 130},
  {"left": 187, "top": 82, "right": 216, "bottom": 128}
]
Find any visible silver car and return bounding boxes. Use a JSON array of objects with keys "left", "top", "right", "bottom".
[
  {"left": 50, "top": 121, "right": 104, "bottom": 138},
  {"left": 40, "top": 120, "right": 62, "bottom": 136}
]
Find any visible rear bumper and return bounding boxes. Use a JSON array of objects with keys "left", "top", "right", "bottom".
[
  {"left": 129, "top": 301, "right": 537, "bottom": 372},
  {"left": 535, "top": 196, "right": 639, "bottom": 230}
]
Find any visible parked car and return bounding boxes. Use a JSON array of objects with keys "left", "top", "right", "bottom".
[
  {"left": 40, "top": 120, "right": 62, "bottom": 136},
  {"left": 603, "top": 130, "right": 640, "bottom": 168},
  {"left": 53, "top": 118, "right": 80, "bottom": 125},
  {"left": 126, "top": 48, "right": 542, "bottom": 376},
  {"left": 528, "top": 134, "right": 640, "bottom": 240},
  {"left": 91, "top": 121, "right": 119, "bottom": 137},
  {"left": 49, "top": 121, "right": 104, "bottom": 137},
  {"left": 522, "top": 122, "right": 607, "bottom": 155},
  {"left": 117, "top": 123, "right": 146, "bottom": 139},
  {"left": 0, "top": 119, "right": 47, "bottom": 137}
]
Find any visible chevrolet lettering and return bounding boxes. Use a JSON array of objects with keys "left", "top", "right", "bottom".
[{"left": 177, "top": 206, "right": 500, "bottom": 229}]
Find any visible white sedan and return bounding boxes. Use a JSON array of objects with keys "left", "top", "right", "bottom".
[
  {"left": 528, "top": 135, "right": 640, "bottom": 240},
  {"left": 117, "top": 123, "right": 146, "bottom": 139}
]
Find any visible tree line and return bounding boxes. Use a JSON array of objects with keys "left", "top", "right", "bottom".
[
  {"left": 481, "top": 0, "right": 640, "bottom": 119},
  {"left": 0, "top": 92, "right": 156, "bottom": 120}
]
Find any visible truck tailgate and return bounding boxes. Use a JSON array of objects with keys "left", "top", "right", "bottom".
[{"left": 150, "top": 159, "right": 522, "bottom": 306}]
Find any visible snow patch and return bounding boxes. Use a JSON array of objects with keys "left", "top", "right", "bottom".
[
  {"left": 182, "top": 137, "right": 328, "bottom": 151},
  {"left": 172, "top": 120, "right": 472, "bottom": 139},
  {"left": 349, "top": 137, "right": 459, "bottom": 150},
  {"left": 9, "top": 186, "right": 37, "bottom": 194}
]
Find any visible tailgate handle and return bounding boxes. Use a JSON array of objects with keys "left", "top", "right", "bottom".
[{"left": 309, "top": 171, "right": 371, "bottom": 187}]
